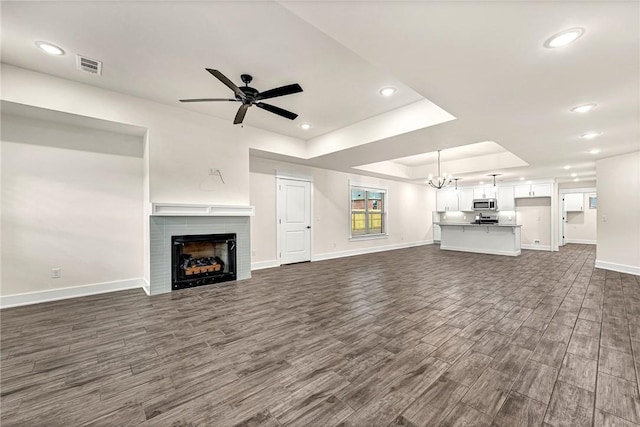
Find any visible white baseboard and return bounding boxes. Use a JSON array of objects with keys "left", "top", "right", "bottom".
[
  {"left": 595, "top": 260, "right": 640, "bottom": 276},
  {"left": 251, "top": 259, "right": 280, "bottom": 271},
  {"left": 312, "top": 240, "right": 433, "bottom": 262},
  {"left": 142, "top": 278, "right": 151, "bottom": 296},
  {"left": 565, "top": 239, "right": 596, "bottom": 245},
  {"left": 521, "top": 244, "right": 552, "bottom": 251},
  {"left": 0, "top": 278, "right": 145, "bottom": 309},
  {"left": 440, "top": 245, "right": 520, "bottom": 257}
]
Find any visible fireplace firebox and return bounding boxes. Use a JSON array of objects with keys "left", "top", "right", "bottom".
[{"left": 171, "top": 233, "right": 236, "bottom": 290}]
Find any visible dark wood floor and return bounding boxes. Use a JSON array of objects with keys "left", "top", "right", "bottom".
[{"left": 1, "top": 244, "right": 639, "bottom": 426}]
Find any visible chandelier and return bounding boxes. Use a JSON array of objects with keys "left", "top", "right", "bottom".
[{"left": 427, "top": 150, "right": 453, "bottom": 189}]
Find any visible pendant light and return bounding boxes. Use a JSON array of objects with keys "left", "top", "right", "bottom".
[{"left": 427, "top": 150, "right": 453, "bottom": 189}]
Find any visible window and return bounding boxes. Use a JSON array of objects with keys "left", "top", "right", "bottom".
[{"left": 350, "top": 186, "right": 387, "bottom": 237}]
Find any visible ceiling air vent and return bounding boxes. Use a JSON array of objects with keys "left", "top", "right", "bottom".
[{"left": 76, "top": 55, "right": 102, "bottom": 75}]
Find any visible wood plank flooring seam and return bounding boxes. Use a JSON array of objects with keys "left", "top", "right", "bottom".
[{"left": 5, "top": 244, "right": 638, "bottom": 427}]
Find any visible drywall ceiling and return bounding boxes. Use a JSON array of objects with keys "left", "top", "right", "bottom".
[
  {"left": 354, "top": 141, "right": 529, "bottom": 182},
  {"left": 2, "top": 1, "right": 639, "bottom": 185},
  {"left": 0, "top": 1, "right": 423, "bottom": 140}
]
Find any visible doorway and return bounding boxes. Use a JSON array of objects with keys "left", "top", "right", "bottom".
[
  {"left": 559, "top": 188, "right": 597, "bottom": 247},
  {"left": 276, "top": 177, "right": 312, "bottom": 265}
]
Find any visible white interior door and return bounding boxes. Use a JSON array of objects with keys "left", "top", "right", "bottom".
[{"left": 277, "top": 178, "right": 311, "bottom": 264}]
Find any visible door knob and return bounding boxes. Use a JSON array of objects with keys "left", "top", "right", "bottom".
[{"left": 306, "top": 226, "right": 311, "bottom": 229}]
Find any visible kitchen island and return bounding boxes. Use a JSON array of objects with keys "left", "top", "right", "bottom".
[{"left": 435, "top": 223, "right": 522, "bottom": 256}]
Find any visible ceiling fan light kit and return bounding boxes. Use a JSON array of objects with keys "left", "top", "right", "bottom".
[{"left": 180, "top": 69, "right": 303, "bottom": 125}]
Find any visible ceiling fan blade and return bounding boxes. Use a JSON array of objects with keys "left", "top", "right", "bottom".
[
  {"left": 255, "top": 102, "right": 298, "bottom": 120},
  {"left": 206, "top": 68, "right": 246, "bottom": 100},
  {"left": 234, "top": 104, "right": 250, "bottom": 125},
  {"left": 256, "top": 83, "right": 303, "bottom": 101},
  {"left": 179, "top": 98, "right": 238, "bottom": 103}
]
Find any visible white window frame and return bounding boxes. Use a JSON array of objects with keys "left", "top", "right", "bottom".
[{"left": 349, "top": 182, "right": 388, "bottom": 240}]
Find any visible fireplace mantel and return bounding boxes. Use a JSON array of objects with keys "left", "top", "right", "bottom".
[{"left": 152, "top": 203, "right": 255, "bottom": 217}]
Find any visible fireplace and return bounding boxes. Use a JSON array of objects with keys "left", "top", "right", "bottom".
[
  {"left": 149, "top": 205, "right": 252, "bottom": 295},
  {"left": 171, "top": 233, "right": 236, "bottom": 290}
]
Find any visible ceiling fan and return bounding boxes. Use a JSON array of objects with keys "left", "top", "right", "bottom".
[{"left": 180, "top": 69, "right": 303, "bottom": 125}]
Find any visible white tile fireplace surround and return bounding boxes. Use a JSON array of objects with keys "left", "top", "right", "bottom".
[{"left": 149, "top": 204, "right": 254, "bottom": 295}]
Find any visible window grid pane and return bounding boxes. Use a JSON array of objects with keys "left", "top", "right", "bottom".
[{"left": 350, "top": 186, "right": 386, "bottom": 237}]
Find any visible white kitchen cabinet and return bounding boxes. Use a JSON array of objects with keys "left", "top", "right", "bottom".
[
  {"left": 497, "top": 186, "right": 515, "bottom": 211},
  {"left": 514, "top": 183, "right": 552, "bottom": 198},
  {"left": 514, "top": 184, "right": 531, "bottom": 198},
  {"left": 439, "top": 224, "right": 522, "bottom": 256},
  {"left": 459, "top": 188, "right": 475, "bottom": 211},
  {"left": 531, "top": 184, "right": 551, "bottom": 197},
  {"left": 473, "top": 186, "right": 496, "bottom": 199},
  {"left": 432, "top": 211, "right": 442, "bottom": 242},
  {"left": 564, "top": 193, "right": 584, "bottom": 211},
  {"left": 436, "top": 189, "right": 459, "bottom": 212}
]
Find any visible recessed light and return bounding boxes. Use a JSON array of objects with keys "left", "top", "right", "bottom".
[
  {"left": 379, "top": 87, "right": 396, "bottom": 97},
  {"left": 589, "top": 148, "right": 601, "bottom": 155},
  {"left": 570, "top": 104, "right": 597, "bottom": 113},
  {"left": 299, "top": 123, "right": 312, "bottom": 130},
  {"left": 574, "top": 178, "right": 580, "bottom": 182},
  {"left": 35, "top": 41, "right": 65, "bottom": 55},
  {"left": 479, "top": 181, "right": 484, "bottom": 185},
  {"left": 544, "top": 28, "right": 585, "bottom": 48},
  {"left": 519, "top": 177, "right": 525, "bottom": 181},
  {"left": 581, "top": 132, "right": 601, "bottom": 140},
  {"left": 571, "top": 173, "right": 577, "bottom": 177},
  {"left": 563, "top": 165, "right": 571, "bottom": 170}
]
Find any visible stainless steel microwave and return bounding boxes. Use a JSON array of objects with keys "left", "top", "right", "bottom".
[{"left": 473, "top": 198, "right": 498, "bottom": 211}]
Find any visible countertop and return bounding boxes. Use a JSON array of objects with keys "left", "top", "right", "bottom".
[{"left": 434, "top": 222, "right": 522, "bottom": 227}]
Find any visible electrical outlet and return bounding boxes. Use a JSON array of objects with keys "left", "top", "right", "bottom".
[
  {"left": 51, "top": 267, "right": 61, "bottom": 279},
  {"left": 534, "top": 240, "right": 540, "bottom": 245},
  {"left": 602, "top": 215, "right": 607, "bottom": 222},
  {"left": 251, "top": 250, "right": 256, "bottom": 257},
  {"left": 333, "top": 242, "right": 337, "bottom": 248}
]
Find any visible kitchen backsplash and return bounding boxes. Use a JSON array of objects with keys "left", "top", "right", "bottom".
[{"left": 434, "top": 210, "right": 517, "bottom": 225}]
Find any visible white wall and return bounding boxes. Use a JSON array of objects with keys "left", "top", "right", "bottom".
[
  {"left": 516, "top": 198, "right": 552, "bottom": 248},
  {"left": 596, "top": 151, "right": 640, "bottom": 274},
  {"left": 1, "top": 115, "right": 144, "bottom": 297},
  {"left": 1, "top": 64, "right": 306, "bottom": 206},
  {"left": 1, "top": 64, "right": 309, "bottom": 292},
  {"left": 250, "top": 157, "right": 435, "bottom": 266},
  {"left": 250, "top": 160, "right": 278, "bottom": 265},
  {"left": 559, "top": 181, "right": 597, "bottom": 191}
]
